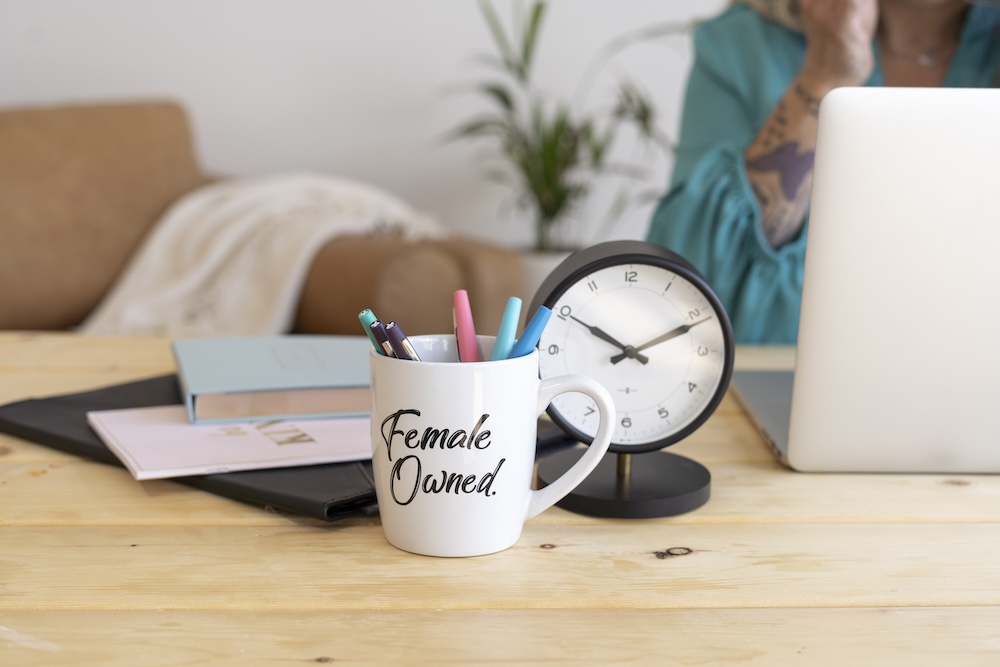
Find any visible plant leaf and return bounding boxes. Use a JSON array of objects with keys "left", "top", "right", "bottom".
[
  {"left": 479, "top": 0, "right": 518, "bottom": 76},
  {"left": 445, "top": 117, "right": 516, "bottom": 143},
  {"left": 520, "top": 1, "right": 546, "bottom": 81},
  {"left": 451, "top": 2, "right": 678, "bottom": 250},
  {"left": 478, "top": 83, "right": 516, "bottom": 113}
]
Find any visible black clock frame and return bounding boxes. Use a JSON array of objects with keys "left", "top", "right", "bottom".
[{"left": 529, "top": 240, "right": 736, "bottom": 454}]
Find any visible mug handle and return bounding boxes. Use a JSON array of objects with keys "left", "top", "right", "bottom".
[{"left": 526, "top": 374, "right": 616, "bottom": 519}]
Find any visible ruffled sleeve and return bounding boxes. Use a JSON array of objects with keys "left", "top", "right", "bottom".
[
  {"left": 648, "top": 146, "right": 804, "bottom": 343},
  {"left": 646, "top": 4, "right": 1000, "bottom": 343},
  {"left": 645, "top": 7, "right": 807, "bottom": 343}
]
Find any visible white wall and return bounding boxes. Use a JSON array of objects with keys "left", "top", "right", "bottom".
[{"left": 0, "top": 0, "right": 725, "bottom": 249}]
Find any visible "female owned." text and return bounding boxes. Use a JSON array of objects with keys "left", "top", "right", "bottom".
[{"left": 379, "top": 409, "right": 505, "bottom": 505}]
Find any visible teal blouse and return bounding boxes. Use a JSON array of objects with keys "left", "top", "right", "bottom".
[{"left": 646, "top": 5, "right": 1000, "bottom": 343}]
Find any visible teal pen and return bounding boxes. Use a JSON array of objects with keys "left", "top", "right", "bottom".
[
  {"left": 358, "top": 309, "right": 386, "bottom": 355},
  {"left": 507, "top": 306, "right": 552, "bottom": 359},
  {"left": 491, "top": 296, "right": 522, "bottom": 360}
]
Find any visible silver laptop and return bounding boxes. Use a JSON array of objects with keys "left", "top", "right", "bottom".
[{"left": 733, "top": 87, "right": 1000, "bottom": 473}]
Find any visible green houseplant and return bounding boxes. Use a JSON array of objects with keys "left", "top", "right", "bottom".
[{"left": 450, "top": 0, "right": 674, "bottom": 253}]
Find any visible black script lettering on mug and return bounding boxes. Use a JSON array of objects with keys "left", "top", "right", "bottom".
[
  {"left": 389, "top": 456, "right": 506, "bottom": 505},
  {"left": 380, "top": 409, "right": 492, "bottom": 461},
  {"left": 380, "top": 409, "right": 421, "bottom": 461}
]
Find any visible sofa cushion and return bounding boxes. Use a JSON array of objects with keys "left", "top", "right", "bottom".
[
  {"left": 293, "top": 235, "right": 524, "bottom": 336},
  {"left": 0, "top": 100, "right": 206, "bottom": 329}
]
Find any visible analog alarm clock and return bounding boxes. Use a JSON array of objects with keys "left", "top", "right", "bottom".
[{"left": 530, "top": 240, "right": 735, "bottom": 517}]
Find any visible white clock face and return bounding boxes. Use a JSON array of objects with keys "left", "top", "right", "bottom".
[{"left": 537, "top": 261, "right": 729, "bottom": 448}]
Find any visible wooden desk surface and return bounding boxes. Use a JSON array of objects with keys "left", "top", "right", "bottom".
[{"left": 2, "top": 332, "right": 999, "bottom": 665}]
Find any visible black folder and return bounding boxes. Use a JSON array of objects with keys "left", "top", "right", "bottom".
[{"left": 0, "top": 375, "right": 576, "bottom": 521}]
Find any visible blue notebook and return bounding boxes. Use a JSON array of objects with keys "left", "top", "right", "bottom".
[{"left": 172, "top": 335, "right": 372, "bottom": 424}]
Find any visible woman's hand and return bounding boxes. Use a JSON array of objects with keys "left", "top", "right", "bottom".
[
  {"left": 799, "top": 0, "right": 878, "bottom": 93},
  {"left": 745, "top": 0, "right": 879, "bottom": 248}
]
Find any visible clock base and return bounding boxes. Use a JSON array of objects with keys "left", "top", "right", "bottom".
[{"left": 536, "top": 448, "right": 710, "bottom": 518}]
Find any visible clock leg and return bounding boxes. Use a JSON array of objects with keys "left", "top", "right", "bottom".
[{"left": 535, "top": 448, "right": 710, "bottom": 518}]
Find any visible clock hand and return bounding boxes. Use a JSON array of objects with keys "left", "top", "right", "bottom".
[
  {"left": 569, "top": 315, "right": 649, "bottom": 365},
  {"left": 609, "top": 316, "right": 713, "bottom": 365}
]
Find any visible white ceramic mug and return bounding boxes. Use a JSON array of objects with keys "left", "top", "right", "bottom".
[{"left": 370, "top": 335, "right": 615, "bottom": 557}]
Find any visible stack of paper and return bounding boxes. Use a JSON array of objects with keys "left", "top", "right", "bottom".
[{"left": 88, "top": 405, "right": 371, "bottom": 480}]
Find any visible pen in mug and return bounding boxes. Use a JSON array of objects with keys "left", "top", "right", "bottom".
[
  {"left": 370, "top": 320, "right": 396, "bottom": 358},
  {"left": 358, "top": 308, "right": 386, "bottom": 355},
  {"left": 453, "top": 289, "right": 481, "bottom": 362},
  {"left": 385, "top": 321, "right": 421, "bottom": 361},
  {"left": 491, "top": 296, "right": 522, "bottom": 361},
  {"left": 507, "top": 305, "right": 552, "bottom": 359}
]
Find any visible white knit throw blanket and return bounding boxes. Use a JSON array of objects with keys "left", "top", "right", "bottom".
[{"left": 80, "top": 172, "right": 445, "bottom": 337}]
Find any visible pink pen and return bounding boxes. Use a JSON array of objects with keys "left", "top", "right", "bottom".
[{"left": 453, "top": 289, "right": 481, "bottom": 362}]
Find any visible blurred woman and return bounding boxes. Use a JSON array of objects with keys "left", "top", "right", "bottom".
[{"left": 646, "top": 0, "right": 1000, "bottom": 342}]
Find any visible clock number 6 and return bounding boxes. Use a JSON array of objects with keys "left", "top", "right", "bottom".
[{"left": 621, "top": 417, "right": 632, "bottom": 429}]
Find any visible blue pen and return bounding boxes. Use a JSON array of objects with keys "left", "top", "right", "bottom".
[
  {"left": 370, "top": 320, "right": 396, "bottom": 357},
  {"left": 358, "top": 309, "right": 386, "bottom": 355},
  {"left": 507, "top": 306, "right": 552, "bottom": 359},
  {"left": 385, "top": 321, "right": 421, "bottom": 361},
  {"left": 491, "top": 296, "right": 522, "bottom": 361}
]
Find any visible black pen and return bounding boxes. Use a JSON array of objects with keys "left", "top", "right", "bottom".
[
  {"left": 385, "top": 321, "right": 421, "bottom": 361},
  {"left": 370, "top": 320, "right": 396, "bottom": 358}
]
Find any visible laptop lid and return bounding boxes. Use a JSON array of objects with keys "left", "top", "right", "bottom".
[
  {"left": 783, "top": 86, "right": 1000, "bottom": 473},
  {"left": 731, "top": 369, "right": 794, "bottom": 464}
]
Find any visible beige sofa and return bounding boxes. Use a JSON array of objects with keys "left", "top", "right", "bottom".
[{"left": 0, "top": 100, "right": 522, "bottom": 335}]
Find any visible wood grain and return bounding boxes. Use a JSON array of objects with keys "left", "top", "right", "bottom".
[
  {"left": 4, "top": 522, "right": 1000, "bottom": 610},
  {"left": 1, "top": 609, "right": 998, "bottom": 666},
  {"left": 2, "top": 333, "right": 997, "bottom": 665},
  {"left": 3, "top": 459, "right": 998, "bottom": 526}
]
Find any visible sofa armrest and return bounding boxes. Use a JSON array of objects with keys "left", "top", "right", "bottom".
[
  {"left": 293, "top": 235, "right": 524, "bottom": 337},
  {"left": 0, "top": 100, "right": 207, "bottom": 330}
]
